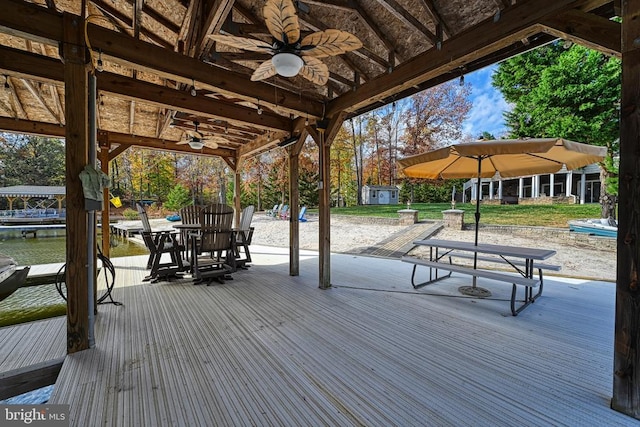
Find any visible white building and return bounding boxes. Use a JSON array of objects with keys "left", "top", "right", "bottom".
[
  {"left": 462, "top": 163, "right": 602, "bottom": 204},
  {"left": 362, "top": 185, "right": 400, "bottom": 205}
]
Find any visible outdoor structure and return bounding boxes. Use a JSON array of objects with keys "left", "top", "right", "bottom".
[
  {"left": 463, "top": 163, "right": 602, "bottom": 204},
  {"left": 0, "top": 185, "right": 66, "bottom": 224},
  {"left": 0, "top": 185, "right": 65, "bottom": 211},
  {"left": 362, "top": 185, "right": 399, "bottom": 205},
  {"left": 1, "top": 0, "right": 640, "bottom": 419}
]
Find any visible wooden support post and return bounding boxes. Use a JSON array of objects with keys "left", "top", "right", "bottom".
[
  {"left": 612, "top": 0, "right": 640, "bottom": 418},
  {"left": 315, "top": 114, "right": 346, "bottom": 289},
  {"left": 287, "top": 122, "right": 308, "bottom": 277},
  {"left": 99, "top": 140, "right": 110, "bottom": 258},
  {"left": 288, "top": 150, "right": 300, "bottom": 276},
  {"left": 62, "top": 12, "right": 91, "bottom": 353},
  {"left": 318, "top": 132, "right": 331, "bottom": 289},
  {"left": 233, "top": 160, "right": 242, "bottom": 227}
]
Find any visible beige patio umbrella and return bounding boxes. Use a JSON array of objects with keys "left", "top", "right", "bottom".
[{"left": 398, "top": 137, "right": 606, "bottom": 293}]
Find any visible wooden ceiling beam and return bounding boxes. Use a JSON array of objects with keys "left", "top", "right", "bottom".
[
  {"left": 0, "top": 46, "right": 292, "bottom": 133},
  {"left": 104, "top": 131, "right": 234, "bottom": 157},
  {"left": 0, "top": 117, "right": 232, "bottom": 157},
  {"left": 21, "top": 79, "right": 61, "bottom": 123},
  {"left": 327, "top": 0, "right": 611, "bottom": 116},
  {"left": 91, "top": 0, "right": 173, "bottom": 49},
  {"left": 7, "top": 77, "right": 26, "bottom": 119},
  {"left": 371, "top": 0, "right": 437, "bottom": 45},
  {"left": 237, "top": 131, "right": 288, "bottom": 157},
  {"left": 87, "top": 23, "right": 324, "bottom": 117},
  {"left": 0, "top": 0, "right": 324, "bottom": 117},
  {"left": 97, "top": 72, "right": 293, "bottom": 132},
  {"left": 353, "top": 2, "right": 401, "bottom": 63},
  {"left": 417, "top": 0, "right": 450, "bottom": 37},
  {"left": 303, "top": 0, "right": 355, "bottom": 12},
  {"left": 540, "top": 9, "right": 621, "bottom": 57},
  {"left": 195, "top": 0, "right": 235, "bottom": 59}
]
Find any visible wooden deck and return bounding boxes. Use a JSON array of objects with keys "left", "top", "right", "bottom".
[{"left": 15, "top": 246, "right": 632, "bottom": 425}]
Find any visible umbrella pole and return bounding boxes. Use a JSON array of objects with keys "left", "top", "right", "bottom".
[
  {"left": 459, "top": 156, "right": 491, "bottom": 298},
  {"left": 473, "top": 158, "right": 482, "bottom": 287}
]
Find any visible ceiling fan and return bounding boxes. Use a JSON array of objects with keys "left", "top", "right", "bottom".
[
  {"left": 177, "top": 121, "right": 225, "bottom": 150},
  {"left": 208, "top": 0, "right": 362, "bottom": 85}
]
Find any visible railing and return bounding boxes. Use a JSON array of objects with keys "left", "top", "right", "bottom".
[{"left": 0, "top": 209, "right": 66, "bottom": 218}]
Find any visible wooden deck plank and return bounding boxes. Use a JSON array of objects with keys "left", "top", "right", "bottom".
[{"left": 45, "top": 248, "right": 635, "bottom": 426}]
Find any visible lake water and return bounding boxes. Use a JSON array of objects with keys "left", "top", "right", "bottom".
[
  {"left": 0, "top": 230, "right": 149, "bottom": 404},
  {"left": 0, "top": 229, "right": 148, "bottom": 327}
]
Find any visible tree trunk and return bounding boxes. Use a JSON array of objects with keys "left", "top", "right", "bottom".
[{"left": 600, "top": 165, "right": 617, "bottom": 220}]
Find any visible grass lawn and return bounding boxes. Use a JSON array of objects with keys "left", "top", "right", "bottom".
[{"left": 328, "top": 203, "right": 603, "bottom": 228}]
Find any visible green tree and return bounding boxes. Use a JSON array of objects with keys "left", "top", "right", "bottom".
[
  {"left": 164, "top": 184, "right": 192, "bottom": 211},
  {"left": 0, "top": 134, "right": 65, "bottom": 187},
  {"left": 492, "top": 43, "right": 620, "bottom": 218}
]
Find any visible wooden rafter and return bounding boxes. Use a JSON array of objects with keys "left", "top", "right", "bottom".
[
  {"left": 417, "top": 0, "right": 450, "bottom": 38},
  {"left": 327, "top": 0, "right": 611, "bottom": 116},
  {"left": 134, "top": 0, "right": 143, "bottom": 39},
  {"left": 303, "top": 0, "right": 354, "bottom": 12},
  {"left": 371, "top": 0, "right": 437, "bottom": 45},
  {"left": 540, "top": 9, "right": 621, "bottom": 57},
  {"left": 48, "top": 85, "right": 64, "bottom": 124},
  {"left": 21, "top": 79, "right": 60, "bottom": 122},
  {"left": 353, "top": 1, "right": 402, "bottom": 64},
  {"left": 91, "top": 0, "right": 174, "bottom": 48},
  {"left": 195, "top": 0, "right": 235, "bottom": 59},
  {"left": 0, "top": 1, "right": 325, "bottom": 117},
  {"left": 6, "top": 77, "right": 26, "bottom": 119}
]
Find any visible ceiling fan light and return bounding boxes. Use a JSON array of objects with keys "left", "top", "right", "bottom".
[
  {"left": 272, "top": 53, "right": 303, "bottom": 77},
  {"left": 189, "top": 140, "right": 204, "bottom": 150}
]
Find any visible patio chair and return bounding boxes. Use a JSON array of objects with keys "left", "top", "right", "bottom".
[
  {"left": 298, "top": 206, "right": 308, "bottom": 222},
  {"left": 266, "top": 204, "right": 279, "bottom": 217},
  {"left": 279, "top": 205, "right": 289, "bottom": 220},
  {"left": 191, "top": 203, "right": 235, "bottom": 284},
  {"left": 233, "top": 205, "right": 255, "bottom": 269},
  {"left": 136, "top": 203, "right": 185, "bottom": 283},
  {"left": 178, "top": 205, "right": 202, "bottom": 261}
]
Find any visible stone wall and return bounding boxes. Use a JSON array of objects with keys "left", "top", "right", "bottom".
[{"left": 471, "top": 224, "right": 616, "bottom": 252}]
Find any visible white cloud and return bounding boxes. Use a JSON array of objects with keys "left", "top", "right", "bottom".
[{"left": 462, "top": 67, "right": 512, "bottom": 139}]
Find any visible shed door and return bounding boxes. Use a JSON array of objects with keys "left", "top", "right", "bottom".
[{"left": 378, "top": 191, "right": 389, "bottom": 204}]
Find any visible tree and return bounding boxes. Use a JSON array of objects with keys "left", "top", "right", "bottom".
[
  {"left": 493, "top": 43, "right": 620, "bottom": 218},
  {"left": 0, "top": 134, "right": 65, "bottom": 187},
  {"left": 164, "top": 184, "right": 192, "bottom": 211},
  {"left": 402, "top": 81, "right": 472, "bottom": 156},
  {"left": 398, "top": 82, "right": 472, "bottom": 203}
]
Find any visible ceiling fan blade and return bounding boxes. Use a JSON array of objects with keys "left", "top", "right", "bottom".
[
  {"left": 203, "top": 140, "right": 219, "bottom": 149},
  {"left": 301, "top": 29, "right": 363, "bottom": 58},
  {"left": 251, "top": 59, "right": 278, "bottom": 81},
  {"left": 207, "top": 34, "right": 272, "bottom": 52},
  {"left": 186, "top": 130, "right": 204, "bottom": 139},
  {"left": 264, "top": 0, "right": 300, "bottom": 45},
  {"left": 299, "top": 56, "right": 329, "bottom": 85}
]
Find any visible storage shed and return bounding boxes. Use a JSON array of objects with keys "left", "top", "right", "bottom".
[{"left": 362, "top": 186, "right": 399, "bottom": 205}]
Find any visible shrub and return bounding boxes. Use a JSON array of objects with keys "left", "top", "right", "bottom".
[{"left": 122, "top": 208, "right": 139, "bottom": 220}]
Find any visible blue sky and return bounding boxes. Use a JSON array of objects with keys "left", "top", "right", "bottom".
[{"left": 461, "top": 65, "right": 511, "bottom": 139}]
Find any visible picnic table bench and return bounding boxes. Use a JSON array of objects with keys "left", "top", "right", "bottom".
[{"left": 402, "top": 239, "right": 559, "bottom": 316}]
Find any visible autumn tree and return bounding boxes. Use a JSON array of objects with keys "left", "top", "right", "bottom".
[
  {"left": 399, "top": 81, "right": 472, "bottom": 203},
  {"left": 402, "top": 81, "right": 472, "bottom": 156}
]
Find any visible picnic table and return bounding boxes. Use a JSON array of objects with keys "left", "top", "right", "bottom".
[{"left": 402, "top": 239, "right": 559, "bottom": 315}]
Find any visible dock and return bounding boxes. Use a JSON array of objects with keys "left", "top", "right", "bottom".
[{"left": 0, "top": 248, "right": 627, "bottom": 425}]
